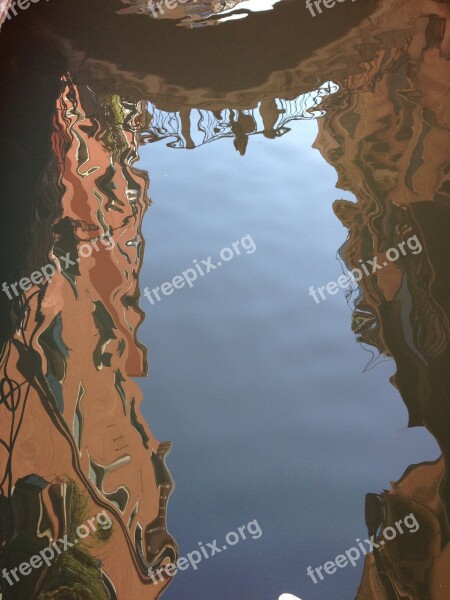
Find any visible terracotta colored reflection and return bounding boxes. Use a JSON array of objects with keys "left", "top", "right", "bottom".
[{"left": 0, "top": 78, "right": 177, "bottom": 600}]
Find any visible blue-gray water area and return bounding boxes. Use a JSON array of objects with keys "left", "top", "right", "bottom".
[{"left": 138, "top": 119, "right": 440, "bottom": 600}]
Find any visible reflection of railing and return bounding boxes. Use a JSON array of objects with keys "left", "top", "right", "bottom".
[{"left": 140, "top": 82, "right": 339, "bottom": 152}]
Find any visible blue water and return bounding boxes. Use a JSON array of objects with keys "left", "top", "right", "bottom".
[{"left": 137, "top": 119, "right": 439, "bottom": 600}]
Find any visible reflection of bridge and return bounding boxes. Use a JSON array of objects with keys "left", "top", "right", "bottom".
[{"left": 140, "top": 82, "right": 339, "bottom": 153}]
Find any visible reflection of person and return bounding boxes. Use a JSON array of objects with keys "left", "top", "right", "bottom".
[
  {"left": 260, "top": 97, "right": 290, "bottom": 139},
  {"left": 230, "top": 109, "right": 256, "bottom": 155}
]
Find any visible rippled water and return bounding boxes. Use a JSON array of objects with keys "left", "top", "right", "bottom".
[{"left": 0, "top": 1, "right": 449, "bottom": 599}]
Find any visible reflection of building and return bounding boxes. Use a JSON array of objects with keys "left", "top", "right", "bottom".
[
  {"left": 314, "top": 0, "right": 450, "bottom": 466},
  {"left": 357, "top": 458, "right": 450, "bottom": 599},
  {"left": 0, "top": 0, "right": 449, "bottom": 598},
  {"left": 309, "top": 3, "right": 450, "bottom": 598},
  {"left": 0, "top": 78, "right": 176, "bottom": 599}
]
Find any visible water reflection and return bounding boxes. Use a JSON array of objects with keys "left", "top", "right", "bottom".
[
  {"left": 141, "top": 82, "right": 338, "bottom": 151},
  {"left": 118, "top": 0, "right": 284, "bottom": 27},
  {"left": 0, "top": 78, "right": 176, "bottom": 599},
  {"left": 0, "top": 0, "right": 449, "bottom": 598},
  {"left": 313, "top": 6, "right": 450, "bottom": 594}
]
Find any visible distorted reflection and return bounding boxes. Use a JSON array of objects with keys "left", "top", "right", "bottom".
[
  {"left": 141, "top": 82, "right": 338, "bottom": 151},
  {"left": 0, "top": 0, "right": 448, "bottom": 598},
  {"left": 314, "top": 4, "right": 450, "bottom": 593},
  {"left": 0, "top": 77, "right": 176, "bottom": 599},
  {"left": 118, "top": 0, "right": 284, "bottom": 27}
]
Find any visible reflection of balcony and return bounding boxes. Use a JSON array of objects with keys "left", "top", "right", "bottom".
[{"left": 140, "top": 82, "right": 339, "bottom": 153}]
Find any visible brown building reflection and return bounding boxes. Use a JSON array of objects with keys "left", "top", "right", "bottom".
[
  {"left": 312, "top": 2, "right": 450, "bottom": 596},
  {"left": 0, "top": 0, "right": 448, "bottom": 598},
  {"left": 0, "top": 78, "right": 176, "bottom": 599}
]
